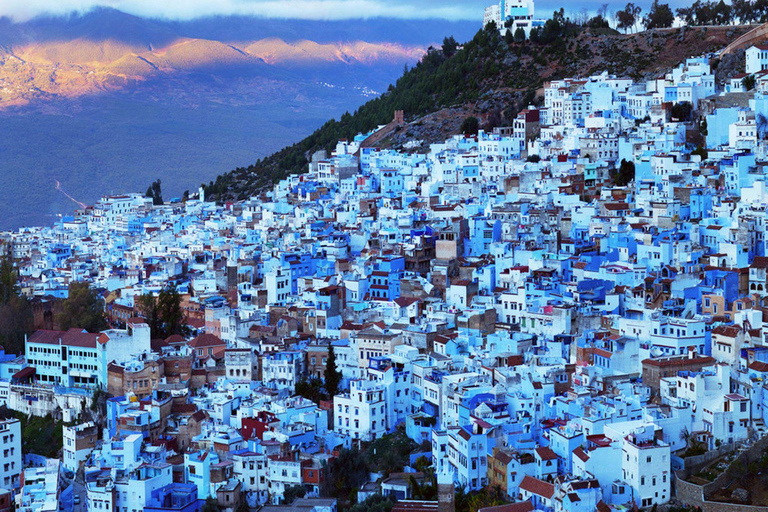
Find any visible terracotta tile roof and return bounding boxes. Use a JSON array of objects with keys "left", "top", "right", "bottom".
[
  {"left": 28, "top": 328, "right": 103, "bottom": 348},
  {"left": 519, "top": 475, "right": 554, "bottom": 499},
  {"left": 748, "top": 361, "right": 768, "bottom": 373},
  {"left": 573, "top": 446, "right": 589, "bottom": 462},
  {"left": 188, "top": 333, "right": 225, "bottom": 348},
  {"left": 569, "top": 479, "right": 600, "bottom": 490},
  {"left": 535, "top": 446, "right": 558, "bottom": 461},
  {"left": 712, "top": 325, "right": 740, "bottom": 338},
  {"left": 642, "top": 355, "right": 715, "bottom": 368}
]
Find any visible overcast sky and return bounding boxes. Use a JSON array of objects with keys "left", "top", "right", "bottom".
[{"left": 0, "top": 0, "right": 700, "bottom": 23}]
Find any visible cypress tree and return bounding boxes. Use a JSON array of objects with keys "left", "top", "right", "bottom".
[{"left": 324, "top": 341, "right": 342, "bottom": 397}]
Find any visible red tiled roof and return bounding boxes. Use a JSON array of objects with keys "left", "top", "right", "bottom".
[
  {"left": 596, "top": 501, "right": 611, "bottom": 512},
  {"left": 188, "top": 333, "right": 225, "bottom": 348},
  {"left": 535, "top": 446, "right": 558, "bottom": 461},
  {"left": 748, "top": 361, "right": 768, "bottom": 373},
  {"left": 712, "top": 325, "right": 740, "bottom": 338},
  {"left": 28, "top": 328, "right": 103, "bottom": 348},
  {"left": 643, "top": 355, "right": 715, "bottom": 368},
  {"left": 573, "top": 446, "right": 589, "bottom": 462},
  {"left": 519, "top": 475, "right": 554, "bottom": 499},
  {"left": 394, "top": 297, "right": 419, "bottom": 308},
  {"left": 593, "top": 348, "right": 613, "bottom": 359}
]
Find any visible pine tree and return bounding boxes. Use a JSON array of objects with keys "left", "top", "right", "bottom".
[{"left": 324, "top": 342, "right": 341, "bottom": 397}]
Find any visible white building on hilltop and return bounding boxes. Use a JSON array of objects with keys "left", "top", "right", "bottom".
[{"left": 483, "top": 0, "right": 542, "bottom": 37}]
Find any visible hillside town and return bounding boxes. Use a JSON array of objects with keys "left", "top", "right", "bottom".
[{"left": 5, "top": 23, "right": 768, "bottom": 512}]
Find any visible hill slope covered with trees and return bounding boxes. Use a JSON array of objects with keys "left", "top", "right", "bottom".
[{"left": 202, "top": 13, "right": 751, "bottom": 202}]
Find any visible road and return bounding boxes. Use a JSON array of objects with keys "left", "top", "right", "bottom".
[
  {"left": 73, "top": 479, "right": 85, "bottom": 512},
  {"left": 60, "top": 472, "right": 86, "bottom": 512}
]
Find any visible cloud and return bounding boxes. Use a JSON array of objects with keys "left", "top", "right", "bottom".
[
  {"left": 0, "top": 0, "right": 485, "bottom": 22},
  {"left": 0, "top": 0, "right": 704, "bottom": 23}
]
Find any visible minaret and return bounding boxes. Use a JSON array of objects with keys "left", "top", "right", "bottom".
[{"left": 437, "top": 465, "right": 455, "bottom": 512}]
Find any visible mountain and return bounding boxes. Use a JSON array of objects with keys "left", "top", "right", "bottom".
[
  {"left": 0, "top": 11, "right": 431, "bottom": 108},
  {"left": 0, "top": 9, "right": 478, "bottom": 230},
  {"left": 203, "top": 22, "right": 750, "bottom": 202}
]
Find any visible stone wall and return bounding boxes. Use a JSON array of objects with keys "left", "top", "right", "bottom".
[
  {"left": 723, "top": 23, "right": 768, "bottom": 56},
  {"left": 679, "top": 442, "right": 740, "bottom": 474},
  {"left": 675, "top": 436, "right": 768, "bottom": 512}
]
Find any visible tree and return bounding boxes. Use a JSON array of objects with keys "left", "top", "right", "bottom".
[
  {"left": 644, "top": 1, "right": 675, "bottom": 29},
  {"left": 324, "top": 342, "right": 342, "bottom": 398},
  {"left": 295, "top": 377, "right": 325, "bottom": 404},
  {"left": 692, "top": 145, "right": 709, "bottom": 160},
  {"left": 201, "top": 498, "right": 220, "bottom": 512},
  {"left": 136, "top": 284, "right": 188, "bottom": 339},
  {"left": 700, "top": 117, "right": 708, "bottom": 136},
  {"left": 365, "top": 432, "right": 418, "bottom": 476},
  {"left": 743, "top": 74, "right": 757, "bottom": 91},
  {"left": 441, "top": 36, "right": 458, "bottom": 58},
  {"left": 460, "top": 116, "right": 480, "bottom": 136},
  {"left": 713, "top": 0, "right": 733, "bottom": 24},
  {"left": 513, "top": 27, "right": 526, "bottom": 42},
  {"left": 574, "top": 8, "right": 589, "bottom": 26},
  {"left": 0, "top": 248, "right": 19, "bottom": 305},
  {"left": 145, "top": 179, "right": 164, "bottom": 206},
  {"left": 348, "top": 494, "right": 395, "bottom": 512},
  {"left": 616, "top": 2, "right": 642, "bottom": 32},
  {"left": 157, "top": 284, "right": 187, "bottom": 337},
  {"left": 56, "top": 282, "right": 108, "bottom": 333},
  {"left": 320, "top": 448, "right": 368, "bottom": 499},
  {"left": 670, "top": 101, "right": 693, "bottom": 122},
  {"left": 733, "top": 0, "right": 760, "bottom": 23},
  {"left": 283, "top": 485, "right": 307, "bottom": 504},
  {"left": 678, "top": 1, "right": 734, "bottom": 25},
  {"left": 136, "top": 293, "right": 161, "bottom": 337},
  {"left": 587, "top": 15, "right": 610, "bottom": 29},
  {"left": 0, "top": 247, "right": 33, "bottom": 355},
  {"left": 614, "top": 159, "right": 636, "bottom": 186}
]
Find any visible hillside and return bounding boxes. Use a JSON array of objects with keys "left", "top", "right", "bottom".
[{"left": 203, "top": 22, "right": 751, "bottom": 202}]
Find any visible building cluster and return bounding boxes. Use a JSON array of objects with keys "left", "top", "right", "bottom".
[
  {"left": 483, "top": 0, "right": 543, "bottom": 38},
  {"left": 3, "top": 43, "right": 768, "bottom": 512}
]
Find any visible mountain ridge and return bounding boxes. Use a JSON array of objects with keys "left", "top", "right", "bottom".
[
  {"left": 0, "top": 8, "right": 477, "bottom": 109},
  {"left": 0, "top": 35, "right": 426, "bottom": 108}
]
